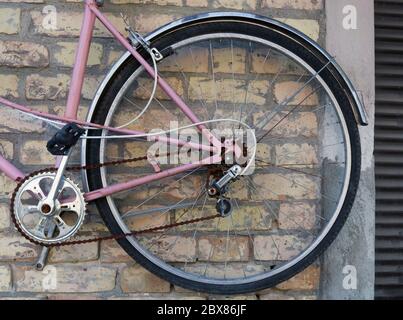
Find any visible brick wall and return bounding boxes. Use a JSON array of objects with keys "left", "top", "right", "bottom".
[{"left": 0, "top": 0, "right": 325, "bottom": 300}]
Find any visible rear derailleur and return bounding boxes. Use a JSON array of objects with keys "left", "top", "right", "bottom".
[{"left": 207, "top": 165, "right": 242, "bottom": 217}]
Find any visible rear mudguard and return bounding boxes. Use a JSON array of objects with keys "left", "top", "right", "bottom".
[{"left": 81, "top": 11, "right": 368, "bottom": 190}]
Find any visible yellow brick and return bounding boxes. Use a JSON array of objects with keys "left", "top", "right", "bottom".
[
  {"left": 159, "top": 47, "right": 209, "bottom": 73},
  {"left": 254, "top": 111, "right": 318, "bottom": 138},
  {"left": 275, "top": 143, "right": 318, "bottom": 166},
  {"left": 25, "top": 74, "right": 69, "bottom": 100},
  {"left": 0, "top": 140, "right": 13, "bottom": 159},
  {"left": 31, "top": 11, "right": 126, "bottom": 37},
  {"left": 54, "top": 42, "right": 103, "bottom": 67},
  {"left": 143, "top": 235, "right": 197, "bottom": 263},
  {"left": 274, "top": 81, "right": 319, "bottom": 106},
  {"left": 263, "top": 0, "right": 323, "bottom": 10},
  {"left": 120, "top": 264, "right": 170, "bottom": 293},
  {"left": 213, "top": 47, "right": 246, "bottom": 74},
  {"left": 14, "top": 264, "right": 117, "bottom": 293},
  {"left": 277, "top": 18, "right": 320, "bottom": 41},
  {"left": 21, "top": 140, "right": 55, "bottom": 165},
  {"left": 253, "top": 173, "right": 319, "bottom": 200},
  {"left": 186, "top": 0, "right": 208, "bottom": 7},
  {"left": 0, "top": 204, "right": 10, "bottom": 230},
  {"left": 277, "top": 265, "right": 320, "bottom": 290},
  {"left": 212, "top": 0, "right": 257, "bottom": 10},
  {"left": 0, "top": 8, "right": 20, "bottom": 35},
  {"left": 0, "top": 265, "right": 11, "bottom": 292},
  {"left": 111, "top": 0, "right": 182, "bottom": 5},
  {"left": 198, "top": 236, "right": 249, "bottom": 262},
  {"left": 254, "top": 234, "right": 309, "bottom": 261},
  {"left": 0, "top": 41, "right": 48, "bottom": 67},
  {"left": 0, "top": 74, "right": 19, "bottom": 98},
  {"left": 278, "top": 202, "right": 316, "bottom": 230}
]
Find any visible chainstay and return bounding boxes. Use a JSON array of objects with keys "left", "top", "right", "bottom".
[{"left": 10, "top": 155, "right": 220, "bottom": 247}]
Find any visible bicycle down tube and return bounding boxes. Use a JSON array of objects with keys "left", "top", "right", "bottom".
[{"left": 0, "top": 0, "right": 223, "bottom": 200}]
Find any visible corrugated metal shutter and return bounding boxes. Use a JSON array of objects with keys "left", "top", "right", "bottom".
[{"left": 375, "top": 0, "right": 403, "bottom": 300}]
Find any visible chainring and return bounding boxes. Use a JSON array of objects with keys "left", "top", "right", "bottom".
[
  {"left": 10, "top": 156, "right": 220, "bottom": 247},
  {"left": 12, "top": 172, "right": 87, "bottom": 246}
]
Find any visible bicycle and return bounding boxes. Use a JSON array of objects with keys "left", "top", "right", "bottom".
[{"left": 0, "top": 0, "right": 368, "bottom": 294}]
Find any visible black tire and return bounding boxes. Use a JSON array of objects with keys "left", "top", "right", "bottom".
[{"left": 85, "top": 16, "right": 361, "bottom": 294}]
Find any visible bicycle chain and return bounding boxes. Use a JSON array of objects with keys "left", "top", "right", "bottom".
[{"left": 10, "top": 154, "right": 220, "bottom": 247}]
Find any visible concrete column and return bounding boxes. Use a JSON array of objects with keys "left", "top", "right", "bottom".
[{"left": 321, "top": 0, "right": 375, "bottom": 299}]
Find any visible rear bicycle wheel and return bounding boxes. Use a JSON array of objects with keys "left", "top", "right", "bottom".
[{"left": 85, "top": 16, "right": 361, "bottom": 294}]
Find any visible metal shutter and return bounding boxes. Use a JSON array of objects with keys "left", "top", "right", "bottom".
[{"left": 375, "top": 0, "right": 403, "bottom": 300}]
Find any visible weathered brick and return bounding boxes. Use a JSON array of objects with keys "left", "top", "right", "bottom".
[
  {"left": 277, "top": 265, "right": 320, "bottom": 290},
  {"left": 0, "top": 8, "right": 20, "bottom": 35},
  {"left": 254, "top": 234, "right": 309, "bottom": 261},
  {"left": 54, "top": 42, "right": 103, "bottom": 67},
  {"left": 122, "top": 142, "right": 150, "bottom": 167},
  {"left": 115, "top": 107, "right": 177, "bottom": 133},
  {"left": 0, "top": 204, "right": 10, "bottom": 230},
  {"left": 0, "top": 0, "right": 43, "bottom": 2},
  {"left": 256, "top": 143, "right": 271, "bottom": 164},
  {"left": 48, "top": 241, "right": 99, "bottom": 263},
  {"left": 0, "top": 74, "right": 19, "bottom": 98},
  {"left": 198, "top": 236, "right": 249, "bottom": 262},
  {"left": 14, "top": 264, "right": 117, "bottom": 293},
  {"left": 111, "top": 0, "right": 182, "bottom": 5},
  {"left": 107, "top": 50, "right": 124, "bottom": 66},
  {"left": 0, "top": 265, "right": 11, "bottom": 292},
  {"left": 277, "top": 18, "right": 320, "bottom": 41},
  {"left": 186, "top": 0, "right": 208, "bottom": 7},
  {"left": 253, "top": 112, "right": 318, "bottom": 138},
  {"left": 185, "top": 263, "right": 264, "bottom": 279},
  {"left": 159, "top": 47, "right": 209, "bottom": 73},
  {"left": 144, "top": 235, "right": 197, "bottom": 263},
  {"left": 30, "top": 11, "right": 126, "bottom": 37},
  {"left": 0, "top": 105, "right": 48, "bottom": 133},
  {"left": 0, "top": 140, "right": 13, "bottom": 159},
  {"left": 0, "top": 41, "right": 48, "bottom": 67},
  {"left": 209, "top": 294, "right": 258, "bottom": 300},
  {"left": 133, "top": 13, "right": 179, "bottom": 34},
  {"left": 176, "top": 205, "right": 273, "bottom": 232},
  {"left": 21, "top": 140, "right": 55, "bottom": 165},
  {"left": 108, "top": 293, "right": 207, "bottom": 300},
  {"left": 189, "top": 78, "right": 269, "bottom": 105},
  {"left": 212, "top": 0, "right": 257, "bottom": 10},
  {"left": 47, "top": 294, "right": 101, "bottom": 300},
  {"left": 25, "top": 74, "right": 69, "bottom": 100},
  {"left": 53, "top": 105, "right": 88, "bottom": 121},
  {"left": 274, "top": 81, "right": 319, "bottom": 106},
  {"left": 101, "top": 240, "right": 131, "bottom": 263},
  {"left": 253, "top": 173, "right": 319, "bottom": 200},
  {"left": 135, "top": 77, "right": 184, "bottom": 101},
  {"left": 82, "top": 76, "right": 102, "bottom": 100},
  {"left": 275, "top": 143, "right": 318, "bottom": 166},
  {"left": 251, "top": 50, "right": 302, "bottom": 75},
  {"left": 259, "top": 291, "right": 296, "bottom": 300},
  {"left": 278, "top": 202, "right": 316, "bottom": 230},
  {"left": 25, "top": 74, "right": 100, "bottom": 100},
  {"left": 0, "top": 175, "right": 17, "bottom": 196},
  {"left": 120, "top": 264, "right": 170, "bottom": 293},
  {"left": 0, "top": 234, "right": 39, "bottom": 262},
  {"left": 263, "top": 0, "right": 323, "bottom": 10},
  {"left": 213, "top": 47, "right": 246, "bottom": 74}
]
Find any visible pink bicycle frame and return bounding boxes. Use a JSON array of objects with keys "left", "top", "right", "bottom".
[{"left": 0, "top": 0, "right": 223, "bottom": 202}]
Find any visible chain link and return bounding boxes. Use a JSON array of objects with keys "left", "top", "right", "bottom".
[{"left": 10, "top": 154, "right": 220, "bottom": 247}]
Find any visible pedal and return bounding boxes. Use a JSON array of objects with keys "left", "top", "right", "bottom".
[{"left": 47, "top": 123, "right": 86, "bottom": 156}]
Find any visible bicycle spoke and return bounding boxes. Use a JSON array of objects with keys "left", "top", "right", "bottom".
[
  {"left": 254, "top": 61, "right": 331, "bottom": 132},
  {"left": 96, "top": 33, "right": 353, "bottom": 287}
]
